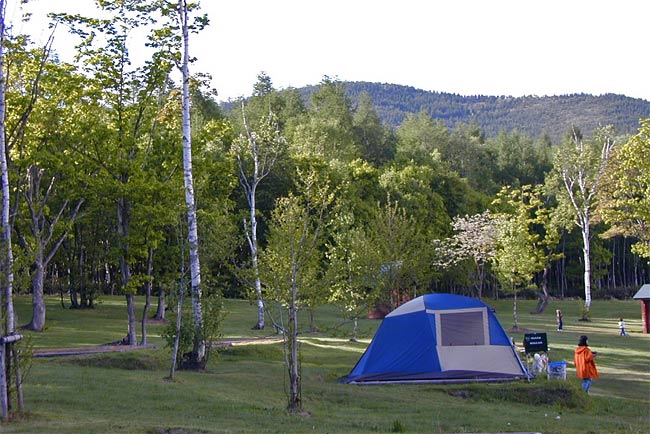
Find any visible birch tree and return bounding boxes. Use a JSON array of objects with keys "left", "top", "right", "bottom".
[
  {"left": 233, "top": 106, "right": 284, "bottom": 329},
  {"left": 0, "top": 0, "right": 20, "bottom": 418},
  {"left": 147, "top": 0, "right": 210, "bottom": 365},
  {"left": 546, "top": 126, "right": 616, "bottom": 317}
]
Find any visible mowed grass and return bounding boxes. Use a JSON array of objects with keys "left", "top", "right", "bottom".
[{"left": 1, "top": 294, "right": 648, "bottom": 433}]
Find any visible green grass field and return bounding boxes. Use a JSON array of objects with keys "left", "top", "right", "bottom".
[{"left": 2, "top": 295, "right": 649, "bottom": 433}]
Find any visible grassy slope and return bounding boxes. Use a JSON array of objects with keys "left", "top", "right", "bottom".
[{"left": 3, "top": 295, "right": 649, "bottom": 433}]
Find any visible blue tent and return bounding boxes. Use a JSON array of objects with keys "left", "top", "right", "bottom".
[{"left": 341, "top": 293, "right": 529, "bottom": 384}]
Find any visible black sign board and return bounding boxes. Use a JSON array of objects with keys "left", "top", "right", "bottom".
[{"left": 523, "top": 332, "right": 548, "bottom": 353}]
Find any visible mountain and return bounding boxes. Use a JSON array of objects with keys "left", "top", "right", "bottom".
[{"left": 301, "top": 81, "right": 650, "bottom": 143}]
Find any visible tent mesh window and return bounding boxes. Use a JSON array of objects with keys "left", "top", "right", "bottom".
[{"left": 440, "top": 310, "right": 485, "bottom": 346}]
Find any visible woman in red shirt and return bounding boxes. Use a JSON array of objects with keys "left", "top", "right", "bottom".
[{"left": 574, "top": 335, "right": 599, "bottom": 393}]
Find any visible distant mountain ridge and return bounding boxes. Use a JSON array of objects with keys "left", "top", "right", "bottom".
[{"left": 301, "top": 81, "right": 650, "bottom": 143}]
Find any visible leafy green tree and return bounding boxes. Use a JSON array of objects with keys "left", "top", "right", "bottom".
[
  {"left": 599, "top": 119, "right": 650, "bottom": 260},
  {"left": 54, "top": 0, "right": 183, "bottom": 345},
  {"left": 528, "top": 187, "right": 564, "bottom": 313},
  {"left": 288, "top": 77, "right": 357, "bottom": 161},
  {"left": 379, "top": 163, "right": 450, "bottom": 236},
  {"left": 365, "top": 198, "right": 431, "bottom": 310},
  {"left": 353, "top": 92, "right": 395, "bottom": 165},
  {"left": 4, "top": 37, "right": 89, "bottom": 331},
  {"left": 487, "top": 130, "right": 549, "bottom": 187},
  {"left": 491, "top": 214, "right": 538, "bottom": 330},
  {"left": 395, "top": 111, "right": 448, "bottom": 164},
  {"left": 260, "top": 168, "right": 334, "bottom": 412},
  {"left": 546, "top": 126, "right": 616, "bottom": 316},
  {"left": 445, "top": 121, "right": 494, "bottom": 192},
  {"left": 325, "top": 209, "right": 377, "bottom": 341},
  {"left": 491, "top": 186, "right": 545, "bottom": 328}
]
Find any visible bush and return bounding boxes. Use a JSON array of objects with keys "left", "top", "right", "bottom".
[{"left": 162, "top": 293, "right": 225, "bottom": 370}]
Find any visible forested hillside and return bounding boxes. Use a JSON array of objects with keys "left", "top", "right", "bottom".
[{"left": 294, "top": 81, "right": 650, "bottom": 143}]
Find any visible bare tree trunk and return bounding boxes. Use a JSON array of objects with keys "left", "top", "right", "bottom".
[
  {"left": 141, "top": 247, "right": 154, "bottom": 345},
  {"left": 11, "top": 343, "right": 22, "bottom": 411},
  {"left": 28, "top": 257, "right": 45, "bottom": 331},
  {"left": 532, "top": 267, "right": 550, "bottom": 314},
  {"left": 169, "top": 234, "right": 186, "bottom": 380},
  {"left": 512, "top": 283, "right": 519, "bottom": 330},
  {"left": 118, "top": 195, "right": 136, "bottom": 345},
  {"left": 287, "top": 276, "right": 301, "bottom": 412},
  {"left": 351, "top": 317, "right": 358, "bottom": 342},
  {"left": 154, "top": 289, "right": 166, "bottom": 320}
]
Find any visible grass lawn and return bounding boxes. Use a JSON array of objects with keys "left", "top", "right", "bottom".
[{"left": 1, "top": 294, "right": 649, "bottom": 433}]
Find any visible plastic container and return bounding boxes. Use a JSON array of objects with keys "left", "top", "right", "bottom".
[{"left": 547, "top": 361, "right": 567, "bottom": 380}]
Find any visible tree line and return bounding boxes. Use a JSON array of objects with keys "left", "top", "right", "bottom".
[{"left": 0, "top": 0, "right": 649, "bottom": 414}]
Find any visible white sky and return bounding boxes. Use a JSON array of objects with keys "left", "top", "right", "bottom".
[{"left": 10, "top": 0, "right": 650, "bottom": 103}]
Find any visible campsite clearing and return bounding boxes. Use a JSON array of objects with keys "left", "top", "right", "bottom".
[{"left": 2, "top": 295, "right": 649, "bottom": 433}]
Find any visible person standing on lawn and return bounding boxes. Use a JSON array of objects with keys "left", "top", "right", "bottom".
[
  {"left": 618, "top": 318, "right": 628, "bottom": 336},
  {"left": 574, "top": 335, "right": 599, "bottom": 393}
]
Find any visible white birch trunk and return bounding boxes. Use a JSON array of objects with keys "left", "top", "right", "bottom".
[
  {"left": 560, "top": 128, "right": 614, "bottom": 316},
  {"left": 582, "top": 221, "right": 592, "bottom": 311},
  {"left": 244, "top": 176, "right": 264, "bottom": 329},
  {"left": 237, "top": 106, "right": 283, "bottom": 330},
  {"left": 0, "top": 0, "right": 14, "bottom": 338},
  {"left": 0, "top": 0, "right": 16, "bottom": 419},
  {"left": 179, "top": 0, "right": 204, "bottom": 361}
]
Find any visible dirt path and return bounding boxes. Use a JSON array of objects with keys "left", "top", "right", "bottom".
[
  {"left": 33, "top": 344, "right": 156, "bottom": 358},
  {"left": 32, "top": 336, "right": 282, "bottom": 358}
]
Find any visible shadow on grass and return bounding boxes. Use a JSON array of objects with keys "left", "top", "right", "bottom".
[{"left": 446, "top": 380, "right": 591, "bottom": 409}]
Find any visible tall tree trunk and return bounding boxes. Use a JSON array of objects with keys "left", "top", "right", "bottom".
[
  {"left": 141, "top": 247, "right": 153, "bottom": 345},
  {"left": 179, "top": 0, "right": 204, "bottom": 363},
  {"left": 581, "top": 221, "right": 592, "bottom": 316},
  {"left": 169, "top": 231, "right": 185, "bottom": 380},
  {"left": 351, "top": 317, "right": 358, "bottom": 342},
  {"left": 287, "top": 276, "right": 301, "bottom": 412},
  {"left": 532, "top": 267, "right": 550, "bottom": 314},
  {"left": 118, "top": 196, "right": 136, "bottom": 345},
  {"left": 154, "top": 289, "right": 166, "bottom": 320},
  {"left": 244, "top": 193, "right": 263, "bottom": 329},
  {"left": 24, "top": 196, "right": 83, "bottom": 330},
  {"left": 248, "top": 208, "right": 264, "bottom": 329},
  {"left": 27, "top": 256, "right": 45, "bottom": 331},
  {"left": 512, "top": 283, "right": 519, "bottom": 330},
  {"left": 168, "top": 270, "right": 184, "bottom": 380}
]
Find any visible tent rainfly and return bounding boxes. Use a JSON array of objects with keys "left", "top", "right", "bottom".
[
  {"left": 633, "top": 284, "right": 650, "bottom": 334},
  {"left": 341, "top": 293, "right": 529, "bottom": 384}
]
